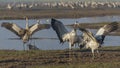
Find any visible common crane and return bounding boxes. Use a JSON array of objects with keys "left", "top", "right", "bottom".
[
  {"left": 51, "top": 18, "right": 82, "bottom": 50},
  {"left": 79, "top": 22, "right": 118, "bottom": 59},
  {"left": 1, "top": 18, "right": 50, "bottom": 50}
]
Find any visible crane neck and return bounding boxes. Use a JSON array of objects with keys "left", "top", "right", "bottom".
[
  {"left": 26, "top": 17, "right": 29, "bottom": 30},
  {"left": 71, "top": 29, "right": 77, "bottom": 35}
]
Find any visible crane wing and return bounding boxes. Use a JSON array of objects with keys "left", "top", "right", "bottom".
[
  {"left": 1, "top": 22, "right": 24, "bottom": 37},
  {"left": 96, "top": 22, "right": 118, "bottom": 36},
  {"left": 8, "top": 37, "right": 58, "bottom": 40},
  {"left": 51, "top": 18, "right": 68, "bottom": 43},
  {"left": 29, "top": 23, "right": 50, "bottom": 35},
  {"left": 79, "top": 28, "right": 97, "bottom": 42},
  {"left": 95, "top": 22, "right": 118, "bottom": 44}
]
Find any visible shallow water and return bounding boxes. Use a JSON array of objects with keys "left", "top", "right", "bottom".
[{"left": 0, "top": 15, "right": 120, "bottom": 50}]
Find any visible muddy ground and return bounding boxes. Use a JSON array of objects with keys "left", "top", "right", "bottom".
[{"left": 0, "top": 46, "right": 119, "bottom": 68}]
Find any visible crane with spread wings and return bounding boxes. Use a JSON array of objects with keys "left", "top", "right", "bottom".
[
  {"left": 1, "top": 18, "right": 50, "bottom": 50},
  {"left": 79, "top": 22, "right": 118, "bottom": 59},
  {"left": 51, "top": 18, "right": 82, "bottom": 50}
]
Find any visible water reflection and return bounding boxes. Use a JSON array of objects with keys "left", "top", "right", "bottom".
[{"left": 0, "top": 15, "right": 120, "bottom": 50}]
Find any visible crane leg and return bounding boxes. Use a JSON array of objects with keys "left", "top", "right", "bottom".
[
  {"left": 68, "top": 43, "right": 73, "bottom": 63},
  {"left": 23, "top": 43, "right": 25, "bottom": 51},
  {"left": 92, "top": 49, "right": 95, "bottom": 59},
  {"left": 97, "top": 49, "right": 100, "bottom": 57}
]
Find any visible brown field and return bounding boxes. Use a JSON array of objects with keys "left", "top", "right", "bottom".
[
  {"left": 0, "top": 8, "right": 120, "bottom": 19},
  {"left": 0, "top": 46, "right": 120, "bottom": 68}
]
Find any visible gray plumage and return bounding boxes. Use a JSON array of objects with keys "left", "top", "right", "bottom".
[
  {"left": 79, "top": 22, "right": 118, "bottom": 59},
  {"left": 51, "top": 18, "right": 82, "bottom": 49},
  {"left": 95, "top": 22, "right": 118, "bottom": 44},
  {"left": 51, "top": 18, "right": 68, "bottom": 43},
  {"left": 1, "top": 18, "right": 50, "bottom": 50}
]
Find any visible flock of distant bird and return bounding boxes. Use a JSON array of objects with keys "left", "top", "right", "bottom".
[{"left": 1, "top": 18, "right": 118, "bottom": 59}]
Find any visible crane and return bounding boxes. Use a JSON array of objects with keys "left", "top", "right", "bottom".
[
  {"left": 1, "top": 18, "right": 50, "bottom": 50},
  {"left": 51, "top": 18, "right": 82, "bottom": 50},
  {"left": 79, "top": 22, "right": 118, "bottom": 59}
]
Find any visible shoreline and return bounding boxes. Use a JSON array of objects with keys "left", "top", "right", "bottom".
[{"left": 0, "top": 8, "right": 120, "bottom": 20}]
